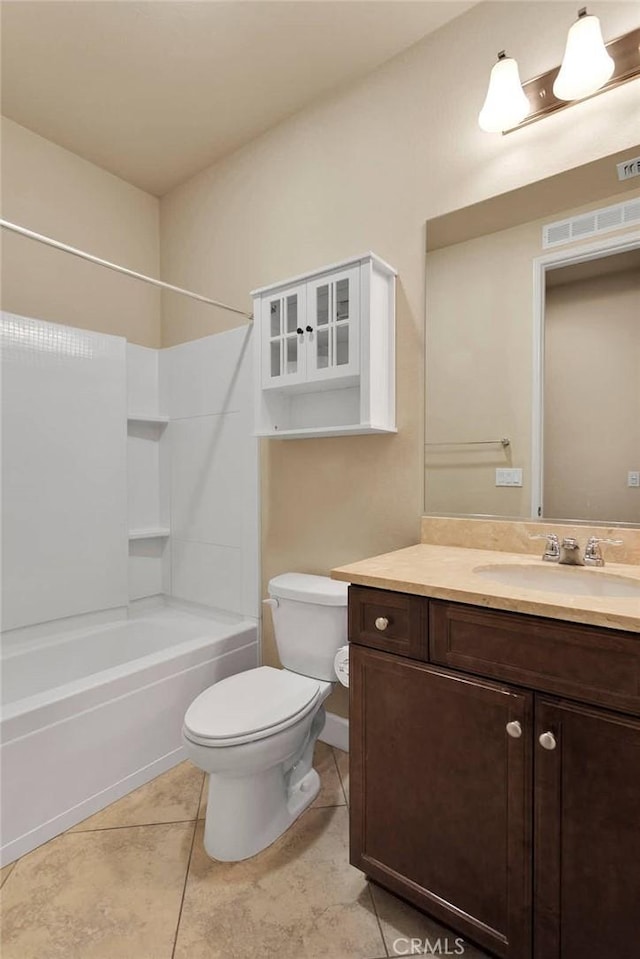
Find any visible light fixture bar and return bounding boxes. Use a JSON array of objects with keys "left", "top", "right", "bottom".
[{"left": 504, "top": 26, "right": 640, "bottom": 133}]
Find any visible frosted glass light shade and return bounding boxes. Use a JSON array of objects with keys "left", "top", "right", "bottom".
[
  {"left": 478, "top": 54, "right": 530, "bottom": 133},
  {"left": 553, "top": 12, "right": 614, "bottom": 101}
]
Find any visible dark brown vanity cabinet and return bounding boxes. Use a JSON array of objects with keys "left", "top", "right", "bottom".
[
  {"left": 533, "top": 698, "right": 640, "bottom": 959},
  {"left": 348, "top": 586, "right": 640, "bottom": 959},
  {"left": 350, "top": 644, "right": 532, "bottom": 958}
]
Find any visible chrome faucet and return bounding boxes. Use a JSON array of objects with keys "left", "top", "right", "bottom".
[{"left": 531, "top": 532, "right": 623, "bottom": 566}]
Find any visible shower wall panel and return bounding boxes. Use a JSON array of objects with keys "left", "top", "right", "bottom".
[
  {"left": 160, "top": 325, "right": 258, "bottom": 618},
  {"left": 1, "top": 313, "right": 128, "bottom": 631}
]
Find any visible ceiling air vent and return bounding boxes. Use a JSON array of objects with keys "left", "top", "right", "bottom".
[{"left": 542, "top": 198, "right": 640, "bottom": 249}]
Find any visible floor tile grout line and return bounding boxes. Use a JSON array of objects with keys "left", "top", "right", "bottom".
[
  {"left": 367, "top": 883, "right": 391, "bottom": 959},
  {"left": 0, "top": 816, "right": 198, "bottom": 879},
  {"left": 68, "top": 817, "right": 199, "bottom": 834},
  {"left": 171, "top": 818, "right": 199, "bottom": 959},
  {"left": 0, "top": 863, "right": 17, "bottom": 889},
  {"left": 196, "top": 773, "right": 209, "bottom": 822},
  {"left": 332, "top": 746, "right": 349, "bottom": 807},
  {"left": 171, "top": 777, "right": 205, "bottom": 959}
]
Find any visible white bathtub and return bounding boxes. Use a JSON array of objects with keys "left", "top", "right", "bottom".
[{"left": 0, "top": 604, "right": 258, "bottom": 865}]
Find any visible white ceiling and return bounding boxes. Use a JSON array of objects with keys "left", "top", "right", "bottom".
[{"left": 1, "top": 1, "right": 474, "bottom": 197}]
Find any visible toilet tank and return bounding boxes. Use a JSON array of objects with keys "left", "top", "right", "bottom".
[{"left": 267, "top": 574, "right": 349, "bottom": 681}]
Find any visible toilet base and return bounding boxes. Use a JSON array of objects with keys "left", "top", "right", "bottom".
[{"left": 203, "top": 766, "right": 321, "bottom": 862}]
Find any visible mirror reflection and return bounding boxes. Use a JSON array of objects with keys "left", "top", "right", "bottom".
[
  {"left": 544, "top": 249, "right": 640, "bottom": 524},
  {"left": 424, "top": 149, "right": 640, "bottom": 526}
]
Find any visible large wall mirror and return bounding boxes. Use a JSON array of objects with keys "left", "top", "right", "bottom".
[{"left": 424, "top": 147, "right": 640, "bottom": 527}]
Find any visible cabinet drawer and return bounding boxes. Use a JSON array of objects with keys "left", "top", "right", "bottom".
[
  {"left": 430, "top": 600, "right": 640, "bottom": 714},
  {"left": 349, "top": 586, "right": 427, "bottom": 659}
]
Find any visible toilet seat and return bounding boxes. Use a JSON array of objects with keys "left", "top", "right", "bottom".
[{"left": 183, "top": 666, "right": 324, "bottom": 748}]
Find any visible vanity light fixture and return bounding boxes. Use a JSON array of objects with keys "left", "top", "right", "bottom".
[
  {"left": 478, "top": 11, "right": 640, "bottom": 133},
  {"left": 478, "top": 51, "right": 530, "bottom": 133},
  {"left": 553, "top": 8, "right": 614, "bottom": 101}
]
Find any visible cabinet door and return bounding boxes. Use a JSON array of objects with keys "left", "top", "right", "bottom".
[
  {"left": 350, "top": 645, "right": 532, "bottom": 959},
  {"left": 306, "top": 267, "right": 360, "bottom": 382},
  {"left": 534, "top": 698, "right": 640, "bottom": 959},
  {"left": 261, "top": 284, "right": 306, "bottom": 389}
]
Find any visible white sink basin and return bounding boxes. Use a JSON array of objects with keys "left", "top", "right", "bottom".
[{"left": 473, "top": 564, "right": 640, "bottom": 598}]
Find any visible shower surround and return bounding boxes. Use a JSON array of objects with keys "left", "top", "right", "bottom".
[{"left": 0, "top": 313, "right": 259, "bottom": 864}]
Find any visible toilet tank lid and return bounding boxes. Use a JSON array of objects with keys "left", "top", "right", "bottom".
[{"left": 268, "top": 573, "right": 349, "bottom": 606}]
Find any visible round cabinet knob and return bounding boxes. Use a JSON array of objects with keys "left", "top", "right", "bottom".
[
  {"left": 506, "top": 721, "right": 522, "bottom": 739},
  {"left": 374, "top": 617, "right": 389, "bottom": 632},
  {"left": 539, "top": 731, "right": 557, "bottom": 751},
  {"left": 296, "top": 327, "right": 303, "bottom": 334},
  {"left": 305, "top": 325, "right": 313, "bottom": 333}
]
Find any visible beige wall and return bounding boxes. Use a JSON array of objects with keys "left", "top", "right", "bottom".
[
  {"left": 424, "top": 191, "right": 639, "bottom": 520},
  {"left": 159, "top": 2, "right": 640, "bottom": 717},
  {"left": 425, "top": 217, "right": 539, "bottom": 518},
  {"left": 545, "top": 265, "right": 640, "bottom": 524},
  {"left": 1, "top": 118, "right": 161, "bottom": 346}
]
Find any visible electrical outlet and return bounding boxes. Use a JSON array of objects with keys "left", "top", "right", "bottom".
[
  {"left": 628, "top": 471, "right": 640, "bottom": 488},
  {"left": 496, "top": 468, "right": 523, "bottom": 487}
]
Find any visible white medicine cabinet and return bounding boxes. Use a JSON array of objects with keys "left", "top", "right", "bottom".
[{"left": 252, "top": 253, "right": 396, "bottom": 438}]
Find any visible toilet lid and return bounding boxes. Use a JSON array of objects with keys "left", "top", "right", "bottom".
[
  {"left": 183, "top": 666, "right": 321, "bottom": 746},
  {"left": 268, "top": 573, "right": 349, "bottom": 606}
]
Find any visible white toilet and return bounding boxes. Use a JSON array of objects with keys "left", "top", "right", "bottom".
[{"left": 182, "top": 573, "right": 349, "bottom": 862}]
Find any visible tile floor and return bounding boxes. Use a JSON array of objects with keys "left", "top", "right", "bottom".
[{"left": 0, "top": 744, "right": 490, "bottom": 958}]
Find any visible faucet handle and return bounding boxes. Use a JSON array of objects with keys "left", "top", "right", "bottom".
[
  {"left": 584, "top": 536, "right": 623, "bottom": 567},
  {"left": 529, "top": 532, "right": 560, "bottom": 562}
]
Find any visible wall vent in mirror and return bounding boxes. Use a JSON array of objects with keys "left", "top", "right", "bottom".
[{"left": 543, "top": 198, "right": 640, "bottom": 248}]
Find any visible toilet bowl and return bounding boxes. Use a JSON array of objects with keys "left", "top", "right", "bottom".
[{"left": 182, "top": 573, "right": 349, "bottom": 861}]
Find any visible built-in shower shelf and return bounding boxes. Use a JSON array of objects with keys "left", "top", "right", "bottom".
[
  {"left": 128, "top": 527, "right": 170, "bottom": 540},
  {"left": 127, "top": 414, "right": 169, "bottom": 426},
  {"left": 255, "top": 423, "right": 398, "bottom": 439}
]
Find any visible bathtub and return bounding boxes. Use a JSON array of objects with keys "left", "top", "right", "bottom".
[{"left": 0, "top": 603, "right": 258, "bottom": 865}]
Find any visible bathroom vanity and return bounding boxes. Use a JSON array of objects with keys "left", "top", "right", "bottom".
[{"left": 332, "top": 539, "right": 640, "bottom": 959}]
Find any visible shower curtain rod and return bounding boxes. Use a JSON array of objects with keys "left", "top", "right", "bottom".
[{"left": 0, "top": 219, "right": 253, "bottom": 321}]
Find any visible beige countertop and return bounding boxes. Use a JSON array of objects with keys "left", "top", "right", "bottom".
[{"left": 332, "top": 543, "right": 640, "bottom": 633}]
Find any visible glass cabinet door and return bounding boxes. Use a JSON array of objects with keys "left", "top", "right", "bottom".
[
  {"left": 306, "top": 267, "right": 360, "bottom": 382},
  {"left": 261, "top": 284, "right": 307, "bottom": 388}
]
